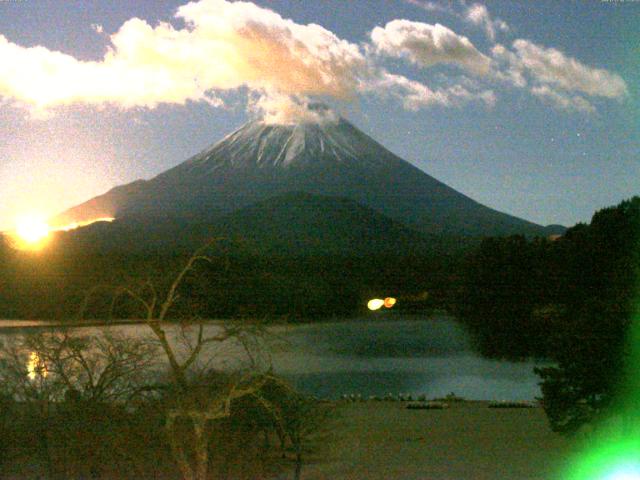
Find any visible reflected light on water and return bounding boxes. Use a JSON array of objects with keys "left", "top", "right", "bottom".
[{"left": 27, "top": 351, "right": 47, "bottom": 380}]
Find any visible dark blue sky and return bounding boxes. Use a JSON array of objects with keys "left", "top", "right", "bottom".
[{"left": 0, "top": 0, "right": 637, "bottom": 230}]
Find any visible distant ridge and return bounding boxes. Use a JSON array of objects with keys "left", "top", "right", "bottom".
[{"left": 60, "top": 192, "right": 442, "bottom": 256}]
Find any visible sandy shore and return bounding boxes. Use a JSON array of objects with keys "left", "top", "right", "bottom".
[{"left": 300, "top": 401, "right": 573, "bottom": 480}]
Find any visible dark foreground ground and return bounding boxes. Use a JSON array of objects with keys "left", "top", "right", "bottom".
[{"left": 298, "top": 401, "right": 573, "bottom": 480}]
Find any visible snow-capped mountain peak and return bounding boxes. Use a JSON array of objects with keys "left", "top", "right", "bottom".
[
  {"left": 54, "top": 111, "right": 555, "bottom": 238},
  {"left": 178, "top": 114, "right": 387, "bottom": 174}
]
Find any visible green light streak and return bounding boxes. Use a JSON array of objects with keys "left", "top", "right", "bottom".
[
  {"left": 560, "top": 239, "right": 640, "bottom": 480},
  {"left": 563, "top": 437, "right": 640, "bottom": 480}
]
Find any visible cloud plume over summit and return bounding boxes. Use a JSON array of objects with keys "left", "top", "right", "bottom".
[
  {"left": 0, "top": 0, "right": 628, "bottom": 120},
  {"left": 0, "top": 0, "right": 365, "bottom": 113}
]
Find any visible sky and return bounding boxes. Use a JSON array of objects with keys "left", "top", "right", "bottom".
[{"left": 0, "top": 0, "right": 638, "bottom": 231}]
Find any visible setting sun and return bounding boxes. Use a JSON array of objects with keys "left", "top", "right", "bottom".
[
  {"left": 14, "top": 215, "right": 50, "bottom": 246},
  {"left": 7, "top": 215, "right": 117, "bottom": 251}
]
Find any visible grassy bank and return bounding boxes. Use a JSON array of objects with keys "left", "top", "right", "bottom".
[{"left": 300, "top": 400, "right": 573, "bottom": 480}]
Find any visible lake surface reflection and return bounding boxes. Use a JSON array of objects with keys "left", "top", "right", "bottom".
[
  {"left": 269, "top": 316, "right": 544, "bottom": 401},
  {"left": 0, "top": 314, "right": 544, "bottom": 401}
]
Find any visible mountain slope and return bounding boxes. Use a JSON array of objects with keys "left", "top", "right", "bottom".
[
  {"left": 217, "top": 191, "right": 432, "bottom": 255},
  {"left": 58, "top": 192, "right": 438, "bottom": 256},
  {"left": 54, "top": 112, "right": 560, "bottom": 237}
]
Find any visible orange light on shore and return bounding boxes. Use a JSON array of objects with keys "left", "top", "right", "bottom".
[
  {"left": 368, "top": 297, "right": 397, "bottom": 311},
  {"left": 367, "top": 299, "right": 385, "bottom": 311}
]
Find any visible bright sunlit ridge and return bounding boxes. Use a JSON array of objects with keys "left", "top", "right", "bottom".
[{"left": 7, "top": 215, "right": 116, "bottom": 251}]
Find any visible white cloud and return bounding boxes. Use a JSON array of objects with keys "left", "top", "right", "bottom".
[
  {"left": 362, "top": 70, "right": 495, "bottom": 110},
  {"left": 91, "top": 23, "right": 104, "bottom": 34},
  {"left": 512, "top": 39, "right": 628, "bottom": 99},
  {"left": 491, "top": 43, "right": 526, "bottom": 87},
  {"left": 370, "top": 19, "right": 492, "bottom": 75},
  {"left": 249, "top": 92, "right": 338, "bottom": 125},
  {"left": 489, "top": 40, "right": 627, "bottom": 113},
  {"left": 0, "top": 0, "right": 366, "bottom": 115},
  {"left": 530, "top": 86, "right": 595, "bottom": 114},
  {"left": 0, "top": 0, "right": 627, "bottom": 120},
  {"left": 404, "top": 0, "right": 455, "bottom": 14},
  {"left": 464, "top": 3, "right": 509, "bottom": 42}
]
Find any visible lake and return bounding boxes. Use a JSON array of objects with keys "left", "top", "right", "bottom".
[{"left": 0, "top": 314, "right": 544, "bottom": 401}]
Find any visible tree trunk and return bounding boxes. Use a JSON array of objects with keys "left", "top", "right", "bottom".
[
  {"left": 193, "top": 417, "right": 209, "bottom": 480},
  {"left": 166, "top": 416, "right": 195, "bottom": 480},
  {"left": 293, "top": 433, "right": 302, "bottom": 480},
  {"left": 294, "top": 450, "right": 302, "bottom": 480}
]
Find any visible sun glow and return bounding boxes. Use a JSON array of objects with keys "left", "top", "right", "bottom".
[
  {"left": 14, "top": 215, "right": 50, "bottom": 247},
  {"left": 8, "top": 215, "right": 116, "bottom": 251}
]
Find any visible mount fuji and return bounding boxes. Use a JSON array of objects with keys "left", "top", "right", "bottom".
[{"left": 54, "top": 107, "right": 562, "bottom": 244}]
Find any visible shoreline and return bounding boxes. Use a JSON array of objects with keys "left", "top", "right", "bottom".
[{"left": 0, "top": 311, "right": 449, "bottom": 332}]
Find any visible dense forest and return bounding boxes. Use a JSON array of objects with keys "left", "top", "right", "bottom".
[
  {"left": 0, "top": 237, "right": 460, "bottom": 321},
  {"left": 455, "top": 196, "right": 640, "bottom": 432}
]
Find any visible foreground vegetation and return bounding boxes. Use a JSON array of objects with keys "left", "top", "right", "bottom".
[
  {"left": 0, "top": 329, "right": 326, "bottom": 479},
  {"left": 456, "top": 197, "right": 640, "bottom": 434},
  {"left": 0, "top": 251, "right": 326, "bottom": 479}
]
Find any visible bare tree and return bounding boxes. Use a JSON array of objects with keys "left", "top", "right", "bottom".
[
  {"left": 0, "top": 241, "right": 324, "bottom": 479},
  {"left": 0, "top": 330, "right": 160, "bottom": 479},
  {"left": 87, "top": 243, "right": 299, "bottom": 480},
  {"left": 25, "top": 330, "right": 158, "bottom": 403}
]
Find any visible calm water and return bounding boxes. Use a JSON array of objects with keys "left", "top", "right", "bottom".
[
  {"left": 269, "top": 316, "right": 545, "bottom": 401},
  {"left": 0, "top": 314, "right": 544, "bottom": 401}
]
